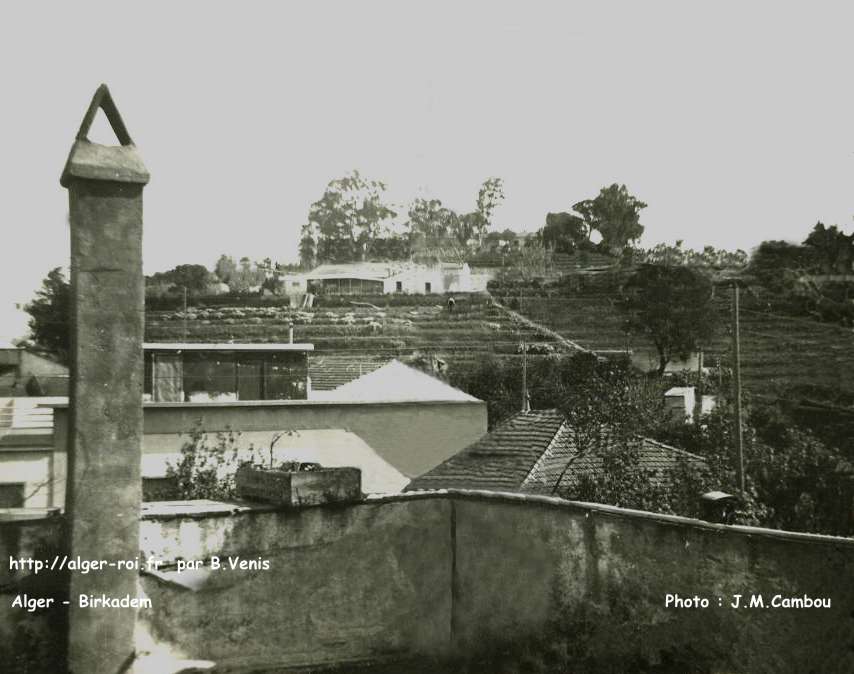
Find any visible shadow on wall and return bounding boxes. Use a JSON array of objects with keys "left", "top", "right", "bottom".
[{"left": 136, "top": 493, "right": 854, "bottom": 674}]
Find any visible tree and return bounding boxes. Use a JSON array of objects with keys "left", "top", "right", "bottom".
[
  {"left": 541, "top": 212, "right": 588, "bottom": 253},
  {"left": 573, "top": 184, "right": 646, "bottom": 253},
  {"left": 214, "top": 254, "right": 238, "bottom": 284},
  {"left": 406, "top": 198, "right": 458, "bottom": 240},
  {"left": 517, "top": 240, "right": 553, "bottom": 280},
  {"left": 305, "top": 170, "right": 398, "bottom": 264},
  {"left": 228, "top": 258, "right": 266, "bottom": 294},
  {"left": 473, "top": 177, "right": 505, "bottom": 246},
  {"left": 621, "top": 264, "right": 717, "bottom": 375},
  {"left": 298, "top": 227, "right": 317, "bottom": 269},
  {"left": 24, "top": 268, "right": 70, "bottom": 363},
  {"left": 803, "top": 222, "right": 854, "bottom": 274},
  {"left": 146, "top": 264, "right": 212, "bottom": 296}
]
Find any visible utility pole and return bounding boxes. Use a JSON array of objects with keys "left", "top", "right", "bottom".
[
  {"left": 182, "top": 285, "right": 188, "bottom": 341},
  {"left": 521, "top": 337, "right": 530, "bottom": 413},
  {"left": 731, "top": 283, "right": 745, "bottom": 492},
  {"left": 695, "top": 349, "right": 704, "bottom": 425}
]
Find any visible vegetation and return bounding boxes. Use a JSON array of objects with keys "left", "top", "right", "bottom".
[
  {"left": 145, "top": 264, "right": 213, "bottom": 296},
  {"left": 23, "top": 267, "right": 70, "bottom": 363},
  {"left": 620, "top": 264, "right": 718, "bottom": 374},
  {"left": 299, "top": 170, "right": 399, "bottom": 267},
  {"left": 573, "top": 183, "right": 646, "bottom": 253},
  {"left": 166, "top": 421, "right": 302, "bottom": 500}
]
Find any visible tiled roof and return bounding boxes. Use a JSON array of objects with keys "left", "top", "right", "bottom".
[
  {"left": 405, "top": 410, "right": 565, "bottom": 491},
  {"left": 309, "top": 355, "right": 390, "bottom": 391},
  {"left": 406, "top": 408, "right": 707, "bottom": 496},
  {"left": 522, "top": 429, "right": 707, "bottom": 497}
]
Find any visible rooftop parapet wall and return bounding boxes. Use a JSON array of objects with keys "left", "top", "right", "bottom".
[
  {"left": 4, "top": 493, "right": 853, "bottom": 673},
  {"left": 137, "top": 491, "right": 854, "bottom": 673}
]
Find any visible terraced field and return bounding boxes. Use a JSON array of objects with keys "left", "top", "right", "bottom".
[
  {"left": 145, "top": 293, "right": 571, "bottom": 365},
  {"left": 508, "top": 288, "right": 854, "bottom": 399}
]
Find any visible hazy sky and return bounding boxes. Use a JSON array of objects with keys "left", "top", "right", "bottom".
[{"left": 2, "top": 2, "right": 853, "bottom": 342}]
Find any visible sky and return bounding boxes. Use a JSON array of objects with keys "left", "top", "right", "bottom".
[{"left": 2, "top": 1, "right": 853, "bottom": 342}]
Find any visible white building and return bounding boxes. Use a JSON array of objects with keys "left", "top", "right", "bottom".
[{"left": 300, "top": 261, "right": 473, "bottom": 296}]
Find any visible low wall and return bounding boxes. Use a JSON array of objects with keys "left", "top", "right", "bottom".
[
  {"left": 138, "top": 492, "right": 854, "bottom": 673},
  {"left": 4, "top": 493, "right": 854, "bottom": 673}
]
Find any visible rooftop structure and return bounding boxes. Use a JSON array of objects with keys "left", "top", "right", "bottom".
[
  {"left": 143, "top": 342, "right": 313, "bottom": 403},
  {"left": 313, "top": 359, "right": 479, "bottom": 403},
  {"left": 0, "top": 346, "right": 68, "bottom": 396},
  {"left": 406, "top": 409, "right": 706, "bottom": 495}
]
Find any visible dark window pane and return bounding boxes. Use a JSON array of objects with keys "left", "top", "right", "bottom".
[
  {"left": 237, "top": 356, "right": 264, "bottom": 401},
  {"left": 263, "top": 352, "right": 308, "bottom": 400},
  {"left": 183, "top": 353, "right": 237, "bottom": 401},
  {"left": 0, "top": 483, "right": 25, "bottom": 508}
]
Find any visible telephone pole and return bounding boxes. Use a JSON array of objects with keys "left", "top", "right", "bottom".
[
  {"left": 731, "top": 283, "right": 745, "bottom": 492},
  {"left": 521, "top": 337, "right": 530, "bottom": 413}
]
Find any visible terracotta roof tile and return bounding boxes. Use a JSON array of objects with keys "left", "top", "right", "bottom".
[
  {"left": 405, "top": 410, "right": 564, "bottom": 491},
  {"left": 406, "top": 408, "right": 707, "bottom": 497}
]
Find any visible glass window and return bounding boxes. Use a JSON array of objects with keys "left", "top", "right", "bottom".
[
  {"left": 183, "top": 353, "right": 237, "bottom": 402},
  {"left": 263, "top": 352, "right": 308, "bottom": 400},
  {"left": 0, "top": 483, "right": 25, "bottom": 508}
]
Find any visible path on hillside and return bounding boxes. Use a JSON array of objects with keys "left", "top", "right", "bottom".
[{"left": 485, "top": 293, "right": 590, "bottom": 355}]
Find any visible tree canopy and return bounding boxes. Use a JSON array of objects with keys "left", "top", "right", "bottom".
[
  {"left": 540, "top": 212, "right": 588, "bottom": 253},
  {"left": 146, "top": 264, "right": 212, "bottom": 295},
  {"left": 24, "top": 268, "right": 70, "bottom": 363},
  {"left": 620, "top": 264, "right": 717, "bottom": 374},
  {"left": 573, "top": 184, "right": 646, "bottom": 253},
  {"left": 299, "top": 170, "right": 398, "bottom": 267}
]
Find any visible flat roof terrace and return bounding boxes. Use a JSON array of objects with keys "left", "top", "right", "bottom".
[{"left": 143, "top": 342, "right": 315, "bottom": 351}]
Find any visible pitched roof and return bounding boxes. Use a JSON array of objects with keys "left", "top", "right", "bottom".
[
  {"left": 522, "top": 430, "right": 707, "bottom": 497},
  {"left": 406, "top": 408, "right": 707, "bottom": 496},
  {"left": 405, "top": 409, "right": 565, "bottom": 491},
  {"left": 314, "top": 360, "right": 480, "bottom": 403},
  {"left": 309, "top": 355, "right": 390, "bottom": 391}
]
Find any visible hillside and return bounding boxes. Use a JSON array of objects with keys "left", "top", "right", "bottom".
[
  {"left": 145, "top": 293, "right": 573, "bottom": 369},
  {"left": 494, "top": 279, "right": 854, "bottom": 400}
]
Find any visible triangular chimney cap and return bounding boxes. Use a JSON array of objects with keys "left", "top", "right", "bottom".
[{"left": 60, "top": 84, "right": 149, "bottom": 187}]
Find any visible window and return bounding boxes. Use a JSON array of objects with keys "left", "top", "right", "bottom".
[
  {"left": 0, "top": 483, "right": 25, "bottom": 508},
  {"left": 395, "top": 281, "right": 403, "bottom": 292},
  {"left": 425, "top": 282, "right": 432, "bottom": 293},
  {"left": 183, "top": 353, "right": 237, "bottom": 402}
]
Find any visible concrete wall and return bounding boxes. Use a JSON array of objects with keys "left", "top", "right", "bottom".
[
  {"left": 136, "top": 492, "right": 854, "bottom": 673},
  {"left": 139, "top": 499, "right": 453, "bottom": 670},
  {"left": 6, "top": 492, "right": 853, "bottom": 672},
  {"left": 0, "top": 450, "right": 53, "bottom": 507},
  {"left": 49, "top": 400, "right": 487, "bottom": 505}
]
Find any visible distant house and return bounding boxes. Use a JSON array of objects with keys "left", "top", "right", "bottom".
[
  {"left": 0, "top": 345, "right": 68, "bottom": 396},
  {"left": 406, "top": 409, "right": 706, "bottom": 497},
  {"left": 304, "top": 261, "right": 473, "bottom": 296}
]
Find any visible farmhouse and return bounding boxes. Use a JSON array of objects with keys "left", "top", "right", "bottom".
[{"left": 304, "top": 261, "right": 473, "bottom": 295}]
